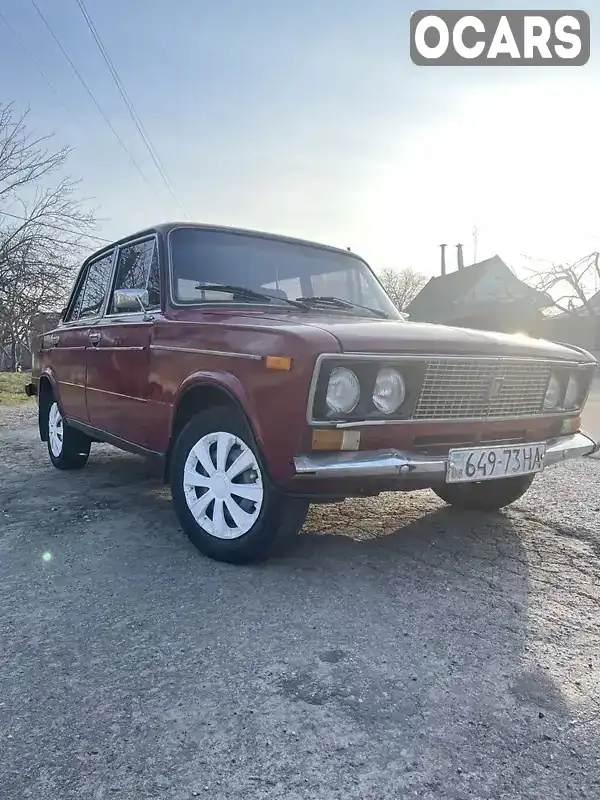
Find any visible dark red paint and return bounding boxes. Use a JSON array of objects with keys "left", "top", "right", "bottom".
[{"left": 30, "top": 223, "right": 596, "bottom": 494}]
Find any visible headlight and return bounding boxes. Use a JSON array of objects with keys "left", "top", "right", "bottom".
[
  {"left": 543, "top": 374, "right": 561, "bottom": 410},
  {"left": 564, "top": 374, "right": 581, "bottom": 409},
  {"left": 326, "top": 367, "right": 360, "bottom": 414},
  {"left": 373, "top": 368, "right": 406, "bottom": 414}
]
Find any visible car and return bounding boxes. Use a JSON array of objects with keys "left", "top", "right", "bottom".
[{"left": 26, "top": 222, "right": 599, "bottom": 564}]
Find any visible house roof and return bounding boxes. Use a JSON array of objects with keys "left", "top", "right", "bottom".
[{"left": 405, "top": 255, "right": 552, "bottom": 322}]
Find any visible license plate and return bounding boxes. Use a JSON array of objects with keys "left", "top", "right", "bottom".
[{"left": 446, "top": 442, "right": 546, "bottom": 484}]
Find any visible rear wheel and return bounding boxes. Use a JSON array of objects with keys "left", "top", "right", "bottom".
[
  {"left": 433, "top": 474, "right": 535, "bottom": 511},
  {"left": 47, "top": 401, "right": 91, "bottom": 470},
  {"left": 170, "top": 407, "right": 309, "bottom": 564}
]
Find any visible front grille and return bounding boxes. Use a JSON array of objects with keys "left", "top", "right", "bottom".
[{"left": 412, "top": 359, "right": 551, "bottom": 420}]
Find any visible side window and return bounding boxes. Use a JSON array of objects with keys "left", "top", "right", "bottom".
[
  {"left": 66, "top": 268, "right": 88, "bottom": 321},
  {"left": 109, "top": 239, "right": 159, "bottom": 314},
  {"left": 79, "top": 252, "right": 115, "bottom": 319},
  {"left": 66, "top": 251, "right": 114, "bottom": 322}
]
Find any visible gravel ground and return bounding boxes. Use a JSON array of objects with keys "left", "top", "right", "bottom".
[{"left": 1, "top": 402, "right": 600, "bottom": 800}]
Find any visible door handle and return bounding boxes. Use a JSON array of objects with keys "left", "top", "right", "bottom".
[
  {"left": 88, "top": 331, "right": 102, "bottom": 345},
  {"left": 49, "top": 334, "right": 60, "bottom": 346}
]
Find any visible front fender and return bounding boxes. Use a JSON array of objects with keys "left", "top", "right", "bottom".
[{"left": 171, "top": 370, "right": 266, "bottom": 446}]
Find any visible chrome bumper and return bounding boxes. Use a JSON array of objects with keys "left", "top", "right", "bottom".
[{"left": 293, "top": 431, "right": 599, "bottom": 480}]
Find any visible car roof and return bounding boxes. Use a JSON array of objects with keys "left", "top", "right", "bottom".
[{"left": 85, "top": 221, "right": 360, "bottom": 263}]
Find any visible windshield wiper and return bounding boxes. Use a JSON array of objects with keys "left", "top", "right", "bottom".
[
  {"left": 295, "top": 295, "right": 390, "bottom": 319},
  {"left": 194, "top": 283, "right": 309, "bottom": 311}
]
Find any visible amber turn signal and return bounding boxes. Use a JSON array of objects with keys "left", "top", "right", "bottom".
[
  {"left": 265, "top": 356, "right": 292, "bottom": 371},
  {"left": 560, "top": 416, "right": 581, "bottom": 435},
  {"left": 311, "top": 429, "right": 360, "bottom": 451}
]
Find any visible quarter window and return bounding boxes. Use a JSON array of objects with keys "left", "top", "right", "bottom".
[{"left": 110, "top": 239, "right": 159, "bottom": 314}]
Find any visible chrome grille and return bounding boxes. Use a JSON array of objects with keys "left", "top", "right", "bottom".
[{"left": 412, "top": 359, "right": 552, "bottom": 420}]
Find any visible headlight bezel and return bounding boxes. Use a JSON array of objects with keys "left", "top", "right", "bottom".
[
  {"left": 312, "top": 357, "right": 423, "bottom": 422},
  {"left": 544, "top": 367, "right": 592, "bottom": 414}
]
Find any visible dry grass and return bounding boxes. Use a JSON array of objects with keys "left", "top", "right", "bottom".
[{"left": 0, "top": 372, "right": 33, "bottom": 405}]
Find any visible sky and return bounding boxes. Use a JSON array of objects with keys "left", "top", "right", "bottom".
[{"left": 1, "top": 0, "right": 599, "bottom": 282}]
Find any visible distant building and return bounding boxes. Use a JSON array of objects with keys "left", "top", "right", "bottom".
[
  {"left": 405, "top": 254, "right": 552, "bottom": 334},
  {"left": 0, "top": 311, "right": 61, "bottom": 371}
]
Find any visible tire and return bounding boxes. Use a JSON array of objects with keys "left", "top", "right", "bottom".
[
  {"left": 170, "top": 407, "right": 309, "bottom": 564},
  {"left": 47, "top": 401, "right": 91, "bottom": 470},
  {"left": 433, "top": 474, "right": 535, "bottom": 512}
]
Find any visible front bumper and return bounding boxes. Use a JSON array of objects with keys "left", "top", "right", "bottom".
[{"left": 293, "top": 431, "right": 599, "bottom": 481}]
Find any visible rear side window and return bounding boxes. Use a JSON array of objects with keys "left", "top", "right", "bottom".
[
  {"left": 109, "top": 239, "right": 159, "bottom": 314},
  {"left": 67, "top": 250, "right": 114, "bottom": 321}
]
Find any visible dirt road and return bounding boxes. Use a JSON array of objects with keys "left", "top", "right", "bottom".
[{"left": 1, "top": 404, "right": 600, "bottom": 799}]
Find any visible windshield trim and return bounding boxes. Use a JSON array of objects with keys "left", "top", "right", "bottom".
[{"left": 165, "top": 225, "right": 402, "bottom": 319}]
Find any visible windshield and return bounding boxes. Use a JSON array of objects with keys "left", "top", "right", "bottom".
[{"left": 168, "top": 227, "right": 402, "bottom": 319}]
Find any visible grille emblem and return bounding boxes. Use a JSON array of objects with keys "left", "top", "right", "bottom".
[{"left": 488, "top": 375, "right": 505, "bottom": 400}]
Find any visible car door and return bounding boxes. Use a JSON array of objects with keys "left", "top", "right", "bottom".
[
  {"left": 46, "top": 250, "right": 115, "bottom": 423},
  {"left": 85, "top": 236, "right": 160, "bottom": 447}
]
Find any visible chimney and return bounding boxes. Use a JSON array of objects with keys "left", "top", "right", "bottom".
[
  {"left": 456, "top": 243, "right": 464, "bottom": 270},
  {"left": 440, "top": 244, "right": 447, "bottom": 276}
]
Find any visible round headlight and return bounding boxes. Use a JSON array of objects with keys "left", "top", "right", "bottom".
[
  {"left": 373, "top": 368, "right": 406, "bottom": 415},
  {"left": 543, "top": 374, "right": 561, "bottom": 410},
  {"left": 564, "top": 374, "right": 580, "bottom": 409},
  {"left": 326, "top": 367, "right": 360, "bottom": 414}
]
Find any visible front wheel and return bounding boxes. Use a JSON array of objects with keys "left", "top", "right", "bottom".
[
  {"left": 170, "top": 407, "right": 309, "bottom": 564},
  {"left": 432, "top": 474, "right": 535, "bottom": 511},
  {"left": 47, "top": 401, "right": 91, "bottom": 470}
]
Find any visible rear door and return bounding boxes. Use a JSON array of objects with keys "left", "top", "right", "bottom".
[
  {"left": 46, "top": 250, "right": 115, "bottom": 422},
  {"left": 86, "top": 236, "right": 160, "bottom": 447}
]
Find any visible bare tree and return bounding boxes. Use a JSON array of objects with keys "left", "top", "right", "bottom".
[
  {"left": 524, "top": 252, "right": 600, "bottom": 316},
  {"left": 377, "top": 267, "right": 428, "bottom": 311},
  {"left": 0, "top": 103, "right": 96, "bottom": 370}
]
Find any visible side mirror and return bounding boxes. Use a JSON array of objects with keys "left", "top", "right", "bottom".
[{"left": 113, "top": 288, "right": 150, "bottom": 312}]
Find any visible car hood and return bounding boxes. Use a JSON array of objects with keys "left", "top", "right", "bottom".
[{"left": 263, "top": 314, "right": 593, "bottom": 362}]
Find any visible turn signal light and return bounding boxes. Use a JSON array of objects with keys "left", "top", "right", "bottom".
[
  {"left": 560, "top": 416, "right": 581, "bottom": 435},
  {"left": 266, "top": 355, "right": 292, "bottom": 371},
  {"left": 311, "top": 430, "right": 361, "bottom": 451}
]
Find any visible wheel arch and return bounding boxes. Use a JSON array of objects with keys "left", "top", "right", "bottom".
[
  {"left": 38, "top": 371, "right": 59, "bottom": 442},
  {"left": 164, "top": 372, "right": 264, "bottom": 482}
]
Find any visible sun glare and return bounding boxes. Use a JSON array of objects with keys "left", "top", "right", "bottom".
[{"left": 358, "top": 75, "right": 599, "bottom": 272}]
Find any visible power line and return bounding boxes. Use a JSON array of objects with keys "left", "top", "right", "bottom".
[
  {"left": 74, "top": 0, "right": 189, "bottom": 220},
  {"left": 0, "top": 209, "right": 111, "bottom": 244},
  {"left": 28, "top": 0, "right": 153, "bottom": 190},
  {"left": 0, "top": 9, "right": 72, "bottom": 118}
]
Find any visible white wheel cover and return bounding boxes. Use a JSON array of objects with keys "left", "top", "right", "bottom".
[
  {"left": 48, "top": 402, "right": 64, "bottom": 457},
  {"left": 183, "top": 430, "right": 264, "bottom": 540}
]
